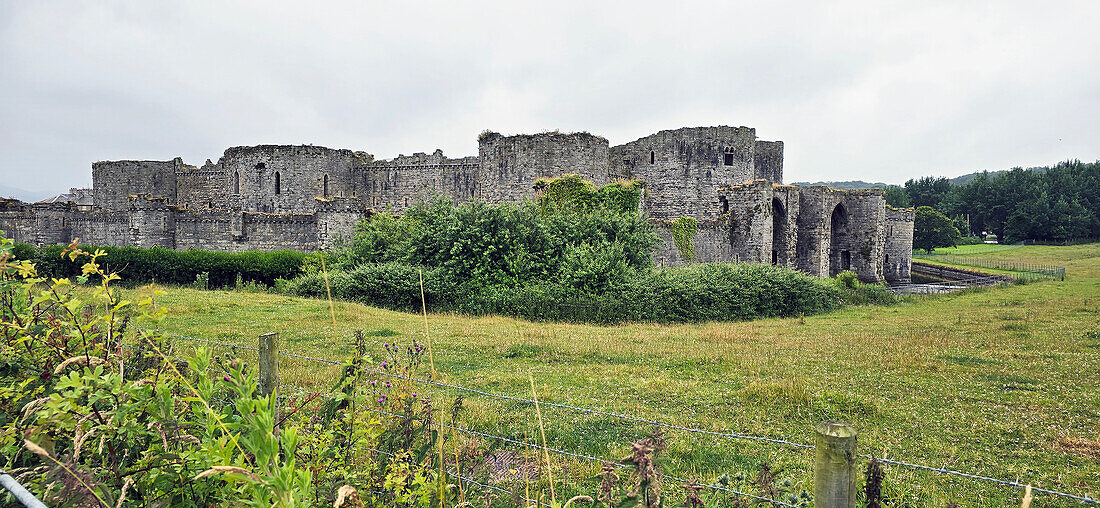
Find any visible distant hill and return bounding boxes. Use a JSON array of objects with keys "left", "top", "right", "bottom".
[
  {"left": 0, "top": 184, "right": 52, "bottom": 202},
  {"left": 948, "top": 166, "right": 1048, "bottom": 186},
  {"left": 790, "top": 180, "right": 890, "bottom": 189},
  {"left": 793, "top": 165, "right": 1058, "bottom": 190}
]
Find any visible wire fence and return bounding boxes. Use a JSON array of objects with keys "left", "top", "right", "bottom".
[
  {"left": 910, "top": 254, "right": 1066, "bottom": 281},
  {"left": 151, "top": 330, "right": 1100, "bottom": 507}
]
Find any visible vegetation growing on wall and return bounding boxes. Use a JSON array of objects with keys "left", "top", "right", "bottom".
[{"left": 670, "top": 216, "right": 698, "bottom": 262}]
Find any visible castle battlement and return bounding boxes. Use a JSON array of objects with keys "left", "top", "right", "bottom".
[{"left": 2, "top": 126, "right": 913, "bottom": 283}]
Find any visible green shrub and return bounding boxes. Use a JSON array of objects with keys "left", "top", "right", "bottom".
[
  {"left": 11, "top": 242, "right": 306, "bottom": 288},
  {"left": 836, "top": 270, "right": 859, "bottom": 289}
]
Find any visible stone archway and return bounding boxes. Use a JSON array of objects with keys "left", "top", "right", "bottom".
[
  {"left": 771, "top": 197, "right": 787, "bottom": 266},
  {"left": 829, "top": 203, "right": 851, "bottom": 275}
]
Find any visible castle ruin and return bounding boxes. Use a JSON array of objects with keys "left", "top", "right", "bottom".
[{"left": 0, "top": 126, "right": 914, "bottom": 283}]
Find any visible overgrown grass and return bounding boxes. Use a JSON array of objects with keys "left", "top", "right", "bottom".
[{"left": 122, "top": 243, "right": 1100, "bottom": 507}]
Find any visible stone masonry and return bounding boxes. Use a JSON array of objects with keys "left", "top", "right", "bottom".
[{"left": 0, "top": 125, "right": 914, "bottom": 283}]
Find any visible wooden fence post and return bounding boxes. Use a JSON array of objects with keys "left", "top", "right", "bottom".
[
  {"left": 259, "top": 332, "right": 279, "bottom": 398},
  {"left": 815, "top": 421, "right": 857, "bottom": 508}
]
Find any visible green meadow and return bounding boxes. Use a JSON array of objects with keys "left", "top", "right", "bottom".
[{"left": 125, "top": 243, "right": 1100, "bottom": 507}]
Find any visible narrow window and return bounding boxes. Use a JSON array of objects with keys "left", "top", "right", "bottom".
[
  {"left": 719, "top": 195, "right": 729, "bottom": 214},
  {"left": 772, "top": 250, "right": 778, "bottom": 265},
  {"left": 724, "top": 152, "right": 735, "bottom": 166},
  {"left": 650, "top": 151, "right": 655, "bottom": 164},
  {"left": 274, "top": 172, "right": 281, "bottom": 195},
  {"left": 841, "top": 250, "right": 852, "bottom": 271},
  {"left": 323, "top": 174, "right": 329, "bottom": 197},
  {"left": 234, "top": 171, "right": 240, "bottom": 194},
  {"left": 404, "top": 197, "right": 409, "bottom": 207},
  {"left": 884, "top": 253, "right": 890, "bottom": 265}
]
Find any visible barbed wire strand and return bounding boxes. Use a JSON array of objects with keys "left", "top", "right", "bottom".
[
  {"left": 280, "top": 383, "right": 798, "bottom": 507},
  {"left": 269, "top": 346, "right": 815, "bottom": 451},
  {"left": 168, "top": 331, "right": 1098, "bottom": 505},
  {"left": 862, "top": 454, "right": 1098, "bottom": 505}
]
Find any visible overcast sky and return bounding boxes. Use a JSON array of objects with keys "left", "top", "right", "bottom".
[{"left": 1, "top": 1, "right": 1097, "bottom": 195}]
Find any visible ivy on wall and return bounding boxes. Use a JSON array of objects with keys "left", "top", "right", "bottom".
[
  {"left": 533, "top": 174, "right": 642, "bottom": 215},
  {"left": 671, "top": 216, "right": 698, "bottom": 262}
]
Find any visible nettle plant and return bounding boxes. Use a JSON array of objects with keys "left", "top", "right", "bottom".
[{"left": 0, "top": 235, "right": 317, "bottom": 506}]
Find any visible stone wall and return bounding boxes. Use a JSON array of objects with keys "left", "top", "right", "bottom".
[
  {"left": 363, "top": 150, "right": 480, "bottom": 212},
  {"left": 609, "top": 126, "right": 756, "bottom": 221},
  {"left": 218, "top": 145, "right": 367, "bottom": 214},
  {"left": 0, "top": 199, "right": 37, "bottom": 244},
  {"left": 884, "top": 207, "right": 915, "bottom": 283},
  {"left": 92, "top": 159, "right": 180, "bottom": 211},
  {"left": 175, "top": 161, "right": 229, "bottom": 211},
  {"left": 7, "top": 125, "right": 912, "bottom": 284},
  {"left": 316, "top": 197, "right": 370, "bottom": 249},
  {"left": 771, "top": 185, "right": 800, "bottom": 267},
  {"left": 840, "top": 189, "right": 886, "bottom": 283},
  {"left": 653, "top": 220, "right": 736, "bottom": 266},
  {"left": 478, "top": 132, "right": 610, "bottom": 203},
  {"left": 721, "top": 179, "right": 773, "bottom": 264},
  {"left": 754, "top": 141, "right": 784, "bottom": 183}
]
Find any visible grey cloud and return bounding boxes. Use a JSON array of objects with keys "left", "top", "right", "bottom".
[{"left": 1, "top": 0, "right": 1097, "bottom": 195}]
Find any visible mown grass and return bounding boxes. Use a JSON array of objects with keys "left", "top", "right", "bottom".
[{"left": 120, "top": 243, "right": 1100, "bottom": 507}]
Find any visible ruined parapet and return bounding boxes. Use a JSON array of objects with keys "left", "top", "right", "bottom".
[
  {"left": 32, "top": 202, "right": 72, "bottom": 246},
  {"left": 0, "top": 198, "right": 37, "bottom": 244},
  {"left": 883, "top": 207, "right": 915, "bottom": 283},
  {"left": 478, "top": 131, "right": 610, "bottom": 203},
  {"left": 652, "top": 218, "right": 736, "bottom": 266},
  {"left": 315, "top": 196, "right": 369, "bottom": 249},
  {"left": 93, "top": 158, "right": 181, "bottom": 211},
  {"left": 771, "top": 184, "right": 800, "bottom": 267},
  {"left": 219, "top": 145, "right": 368, "bottom": 214},
  {"left": 795, "top": 186, "right": 885, "bottom": 282},
  {"left": 718, "top": 179, "right": 774, "bottom": 264},
  {"left": 610, "top": 126, "right": 757, "bottom": 221},
  {"left": 754, "top": 141, "right": 784, "bottom": 183},
  {"left": 176, "top": 159, "right": 229, "bottom": 211},
  {"left": 127, "top": 194, "right": 176, "bottom": 248},
  {"left": 363, "top": 149, "right": 480, "bottom": 212}
]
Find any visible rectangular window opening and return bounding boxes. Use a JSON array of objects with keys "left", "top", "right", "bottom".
[{"left": 724, "top": 152, "right": 735, "bottom": 166}]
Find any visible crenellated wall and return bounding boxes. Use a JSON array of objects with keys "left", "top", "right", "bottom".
[
  {"left": 362, "top": 150, "right": 480, "bottom": 212},
  {"left": 478, "top": 132, "right": 610, "bottom": 203},
  {"left": 1, "top": 125, "right": 913, "bottom": 283},
  {"left": 884, "top": 207, "right": 915, "bottom": 283},
  {"left": 92, "top": 159, "right": 180, "bottom": 211},
  {"left": 219, "top": 145, "right": 366, "bottom": 214},
  {"left": 609, "top": 126, "right": 757, "bottom": 221},
  {"left": 754, "top": 141, "right": 784, "bottom": 183}
]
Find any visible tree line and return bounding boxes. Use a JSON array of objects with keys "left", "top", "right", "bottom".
[{"left": 884, "top": 159, "right": 1099, "bottom": 244}]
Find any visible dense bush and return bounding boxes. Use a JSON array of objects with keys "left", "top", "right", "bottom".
[
  {"left": 285, "top": 262, "right": 844, "bottom": 324},
  {"left": 280, "top": 176, "right": 866, "bottom": 324},
  {"left": 333, "top": 179, "right": 656, "bottom": 293},
  {"left": 11, "top": 242, "right": 306, "bottom": 288}
]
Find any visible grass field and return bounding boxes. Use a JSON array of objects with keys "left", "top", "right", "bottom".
[{"left": 122, "top": 243, "right": 1100, "bottom": 507}]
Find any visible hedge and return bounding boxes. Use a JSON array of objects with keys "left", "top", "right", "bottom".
[
  {"left": 282, "top": 261, "right": 845, "bottom": 324},
  {"left": 12, "top": 243, "right": 307, "bottom": 288}
]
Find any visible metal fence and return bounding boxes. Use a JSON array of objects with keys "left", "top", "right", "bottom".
[{"left": 910, "top": 254, "right": 1066, "bottom": 281}]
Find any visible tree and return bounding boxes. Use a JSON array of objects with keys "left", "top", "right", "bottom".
[
  {"left": 952, "top": 215, "right": 971, "bottom": 237},
  {"left": 883, "top": 185, "right": 911, "bottom": 208},
  {"left": 913, "top": 206, "right": 961, "bottom": 253},
  {"left": 904, "top": 176, "right": 952, "bottom": 209}
]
